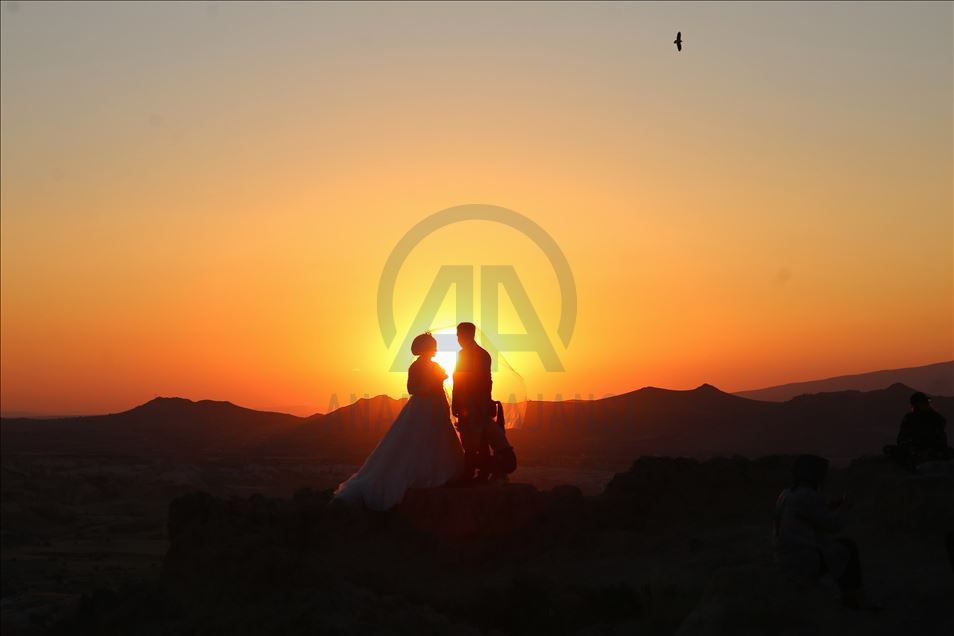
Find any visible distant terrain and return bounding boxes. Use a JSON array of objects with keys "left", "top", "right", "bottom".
[
  {"left": 735, "top": 360, "right": 954, "bottom": 402},
  {"left": 4, "top": 382, "right": 951, "bottom": 471}
]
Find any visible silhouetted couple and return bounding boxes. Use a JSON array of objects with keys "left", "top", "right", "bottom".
[{"left": 334, "top": 322, "right": 516, "bottom": 511}]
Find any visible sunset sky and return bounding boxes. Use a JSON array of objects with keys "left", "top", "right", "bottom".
[{"left": 2, "top": 1, "right": 952, "bottom": 416}]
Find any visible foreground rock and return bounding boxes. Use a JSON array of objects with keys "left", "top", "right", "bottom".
[{"left": 54, "top": 456, "right": 954, "bottom": 635}]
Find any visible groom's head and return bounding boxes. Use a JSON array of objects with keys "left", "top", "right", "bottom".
[{"left": 456, "top": 322, "right": 477, "bottom": 346}]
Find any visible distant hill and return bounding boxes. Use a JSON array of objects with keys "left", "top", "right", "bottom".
[
  {"left": 0, "top": 395, "right": 405, "bottom": 461},
  {"left": 4, "top": 384, "right": 950, "bottom": 471},
  {"left": 509, "top": 382, "right": 954, "bottom": 469},
  {"left": 734, "top": 360, "right": 954, "bottom": 402}
]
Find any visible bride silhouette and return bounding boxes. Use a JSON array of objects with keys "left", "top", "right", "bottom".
[{"left": 333, "top": 332, "right": 464, "bottom": 510}]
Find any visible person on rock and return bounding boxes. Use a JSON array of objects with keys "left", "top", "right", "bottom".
[
  {"left": 773, "top": 454, "right": 867, "bottom": 609},
  {"left": 884, "top": 392, "right": 952, "bottom": 472}
]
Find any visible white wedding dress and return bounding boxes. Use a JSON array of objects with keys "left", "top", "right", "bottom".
[{"left": 334, "top": 358, "right": 464, "bottom": 511}]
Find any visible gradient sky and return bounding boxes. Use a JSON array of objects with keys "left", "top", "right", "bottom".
[{"left": 2, "top": 1, "right": 952, "bottom": 415}]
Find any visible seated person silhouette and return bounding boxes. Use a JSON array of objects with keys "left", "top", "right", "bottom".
[
  {"left": 774, "top": 454, "right": 867, "bottom": 608},
  {"left": 451, "top": 322, "right": 515, "bottom": 483},
  {"left": 884, "top": 392, "right": 952, "bottom": 472}
]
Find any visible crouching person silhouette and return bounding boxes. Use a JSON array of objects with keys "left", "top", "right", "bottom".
[
  {"left": 774, "top": 455, "right": 869, "bottom": 609},
  {"left": 451, "top": 322, "right": 516, "bottom": 483}
]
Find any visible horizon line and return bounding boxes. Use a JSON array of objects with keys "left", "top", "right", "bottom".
[{"left": 3, "top": 358, "right": 951, "bottom": 420}]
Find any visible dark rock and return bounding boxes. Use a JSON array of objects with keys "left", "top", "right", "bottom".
[{"left": 51, "top": 456, "right": 954, "bottom": 635}]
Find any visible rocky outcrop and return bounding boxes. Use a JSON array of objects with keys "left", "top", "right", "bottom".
[
  {"left": 55, "top": 456, "right": 954, "bottom": 635},
  {"left": 598, "top": 455, "right": 793, "bottom": 528},
  {"left": 674, "top": 457, "right": 954, "bottom": 636}
]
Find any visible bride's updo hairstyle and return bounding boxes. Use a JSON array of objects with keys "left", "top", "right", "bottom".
[{"left": 410, "top": 332, "right": 437, "bottom": 356}]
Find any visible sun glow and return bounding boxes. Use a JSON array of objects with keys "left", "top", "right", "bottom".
[
  {"left": 1, "top": 5, "right": 950, "bottom": 418},
  {"left": 428, "top": 328, "right": 460, "bottom": 385},
  {"left": 433, "top": 349, "right": 459, "bottom": 385}
]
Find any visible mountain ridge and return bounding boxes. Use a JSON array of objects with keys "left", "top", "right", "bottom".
[
  {"left": 4, "top": 382, "right": 950, "bottom": 470},
  {"left": 734, "top": 360, "right": 954, "bottom": 402},
  {"left": 5, "top": 359, "right": 950, "bottom": 421}
]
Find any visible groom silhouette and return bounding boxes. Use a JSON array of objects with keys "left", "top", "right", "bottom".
[{"left": 452, "top": 322, "right": 513, "bottom": 482}]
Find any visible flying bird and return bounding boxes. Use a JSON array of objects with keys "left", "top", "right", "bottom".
[{"left": 674, "top": 31, "right": 682, "bottom": 52}]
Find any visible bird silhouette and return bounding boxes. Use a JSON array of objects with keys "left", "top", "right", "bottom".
[{"left": 674, "top": 31, "right": 682, "bottom": 52}]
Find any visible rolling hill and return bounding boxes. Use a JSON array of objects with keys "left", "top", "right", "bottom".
[
  {"left": 3, "top": 383, "right": 949, "bottom": 470},
  {"left": 734, "top": 360, "right": 954, "bottom": 402}
]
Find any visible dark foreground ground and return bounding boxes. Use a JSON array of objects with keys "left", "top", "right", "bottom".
[
  {"left": 2, "top": 454, "right": 953, "bottom": 635},
  {"left": 0, "top": 454, "right": 612, "bottom": 634}
]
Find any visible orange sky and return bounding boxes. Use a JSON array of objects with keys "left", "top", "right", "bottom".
[{"left": 2, "top": 2, "right": 952, "bottom": 415}]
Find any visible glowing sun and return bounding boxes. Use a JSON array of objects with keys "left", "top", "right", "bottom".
[
  {"left": 429, "top": 327, "right": 460, "bottom": 384},
  {"left": 433, "top": 349, "right": 458, "bottom": 382}
]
